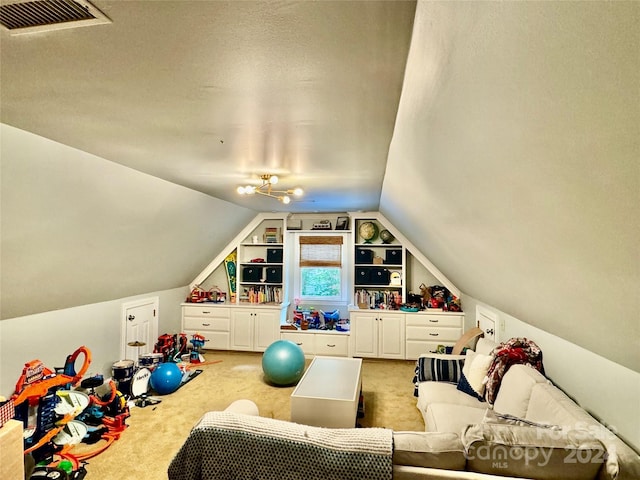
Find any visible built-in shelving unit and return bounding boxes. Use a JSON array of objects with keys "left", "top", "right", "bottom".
[{"left": 186, "top": 211, "right": 465, "bottom": 358}]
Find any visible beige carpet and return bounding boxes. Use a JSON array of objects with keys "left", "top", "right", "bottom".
[{"left": 74, "top": 351, "right": 423, "bottom": 479}]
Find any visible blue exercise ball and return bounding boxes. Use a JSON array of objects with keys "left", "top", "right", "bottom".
[
  {"left": 150, "top": 362, "right": 183, "bottom": 395},
  {"left": 262, "top": 340, "right": 306, "bottom": 386}
]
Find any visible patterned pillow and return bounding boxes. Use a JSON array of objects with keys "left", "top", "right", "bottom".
[
  {"left": 456, "top": 350, "right": 493, "bottom": 401},
  {"left": 413, "top": 354, "right": 465, "bottom": 396}
]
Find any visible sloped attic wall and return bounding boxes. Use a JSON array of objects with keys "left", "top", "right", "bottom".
[
  {"left": 381, "top": 1, "right": 639, "bottom": 372},
  {"left": 0, "top": 124, "right": 256, "bottom": 319}
]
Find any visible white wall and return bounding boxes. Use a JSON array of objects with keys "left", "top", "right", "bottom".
[
  {"left": 462, "top": 294, "right": 640, "bottom": 452},
  {"left": 0, "top": 286, "right": 187, "bottom": 399},
  {"left": 380, "top": 0, "right": 639, "bottom": 372}
]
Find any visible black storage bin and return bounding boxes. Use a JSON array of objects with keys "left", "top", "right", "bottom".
[
  {"left": 384, "top": 249, "right": 402, "bottom": 265},
  {"left": 355, "top": 267, "right": 371, "bottom": 285},
  {"left": 355, "top": 249, "right": 374, "bottom": 264},
  {"left": 265, "top": 266, "right": 282, "bottom": 283},
  {"left": 242, "top": 266, "right": 263, "bottom": 282},
  {"left": 369, "top": 267, "right": 391, "bottom": 285},
  {"left": 266, "top": 247, "right": 283, "bottom": 263}
]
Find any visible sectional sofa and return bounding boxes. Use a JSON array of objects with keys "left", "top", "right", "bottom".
[
  {"left": 169, "top": 340, "right": 640, "bottom": 480},
  {"left": 402, "top": 337, "right": 640, "bottom": 479}
]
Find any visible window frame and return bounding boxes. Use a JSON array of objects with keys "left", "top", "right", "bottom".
[{"left": 291, "top": 232, "right": 349, "bottom": 304}]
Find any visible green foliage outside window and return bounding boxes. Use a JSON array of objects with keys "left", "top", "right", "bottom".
[{"left": 301, "top": 267, "right": 341, "bottom": 297}]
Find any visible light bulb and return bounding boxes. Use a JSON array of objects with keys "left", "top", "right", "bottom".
[
  {"left": 293, "top": 187, "right": 304, "bottom": 196},
  {"left": 282, "top": 195, "right": 291, "bottom": 204},
  {"left": 269, "top": 175, "right": 279, "bottom": 185},
  {"left": 245, "top": 186, "right": 256, "bottom": 195},
  {"left": 237, "top": 186, "right": 246, "bottom": 195}
]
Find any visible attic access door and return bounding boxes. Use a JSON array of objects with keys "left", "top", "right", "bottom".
[
  {"left": 120, "top": 297, "right": 159, "bottom": 361},
  {"left": 476, "top": 306, "right": 497, "bottom": 342}
]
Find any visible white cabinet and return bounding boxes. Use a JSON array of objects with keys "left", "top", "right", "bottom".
[
  {"left": 231, "top": 307, "right": 281, "bottom": 352},
  {"left": 405, "top": 312, "right": 464, "bottom": 360},
  {"left": 350, "top": 311, "right": 405, "bottom": 359},
  {"left": 181, "top": 305, "right": 231, "bottom": 350},
  {"left": 281, "top": 331, "right": 349, "bottom": 357}
]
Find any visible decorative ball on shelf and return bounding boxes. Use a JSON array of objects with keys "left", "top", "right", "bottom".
[
  {"left": 358, "top": 221, "right": 378, "bottom": 244},
  {"left": 150, "top": 362, "right": 183, "bottom": 395},
  {"left": 379, "top": 229, "right": 394, "bottom": 244},
  {"left": 262, "top": 340, "right": 306, "bottom": 386}
]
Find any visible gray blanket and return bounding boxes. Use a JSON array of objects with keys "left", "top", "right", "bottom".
[{"left": 168, "top": 411, "right": 393, "bottom": 480}]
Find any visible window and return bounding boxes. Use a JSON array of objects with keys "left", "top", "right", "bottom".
[{"left": 296, "top": 235, "right": 346, "bottom": 302}]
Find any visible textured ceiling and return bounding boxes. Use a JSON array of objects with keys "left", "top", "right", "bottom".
[{"left": 0, "top": 0, "right": 416, "bottom": 212}]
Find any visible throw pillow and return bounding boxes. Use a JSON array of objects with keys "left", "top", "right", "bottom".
[
  {"left": 456, "top": 350, "right": 493, "bottom": 401},
  {"left": 413, "top": 354, "right": 465, "bottom": 397}
]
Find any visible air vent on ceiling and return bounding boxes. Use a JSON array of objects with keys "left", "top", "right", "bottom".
[{"left": 0, "top": 0, "right": 111, "bottom": 35}]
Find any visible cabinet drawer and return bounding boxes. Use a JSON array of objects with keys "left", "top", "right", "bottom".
[
  {"left": 406, "top": 341, "right": 456, "bottom": 360},
  {"left": 183, "top": 306, "right": 230, "bottom": 318},
  {"left": 405, "top": 314, "right": 462, "bottom": 328},
  {"left": 184, "top": 316, "right": 230, "bottom": 332},
  {"left": 314, "top": 334, "right": 349, "bottom": 357},
  {"left": 406, "top": 326, "right": 462, "bottom": 342},
  {"left": 281, "top": 332, "right": 314, "bottom": 355}
]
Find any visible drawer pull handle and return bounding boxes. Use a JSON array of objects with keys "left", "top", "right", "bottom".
[
  {"left": 429, "top": 319, "right": 439, "bottom": 323},
  {"left": 202, "top": 311, "right": 211, "bottom": 314},
  {"left": 327, "top": 344, "right": 336, "bottom": 348},
  {"left": 296, "top": 342, "right": 303, "bottom": 346},
  {"left": 202, "top": 323, "right": 210, "bottom": 327},
  {"left": 429, "top": 333, "right": 439, "bottom": 336}
]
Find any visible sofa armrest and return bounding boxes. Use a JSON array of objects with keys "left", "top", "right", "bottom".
[{"left": 462, "top": 423, "right": 606, "bottom": 480}]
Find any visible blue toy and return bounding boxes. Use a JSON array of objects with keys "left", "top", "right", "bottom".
[
  {"left": 262, "top": 340, "right": 306, "bottom": 386},
  {"left": 150, "top": 362, "right": 183, "bottom": 395}
]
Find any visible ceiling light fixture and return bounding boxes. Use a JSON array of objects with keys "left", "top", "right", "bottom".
[{"left": 237, "top": 174, "right": 304, "bottom": 204}]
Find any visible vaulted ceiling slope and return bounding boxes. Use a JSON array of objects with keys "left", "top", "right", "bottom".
[
  {"left": 0, "top": 0, "right": 416, "bottom": 212},
  {"left": 0, "top": 124, "right": 257, "bottom": 319},
  {"left": 381, "top": 1, "right": 639, "bottom": 372}
]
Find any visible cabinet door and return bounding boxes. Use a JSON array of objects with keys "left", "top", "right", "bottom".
[
  {"left": 254, "top": 310, "right": 279, "bottom": 352},
  {"left": 379, "top": 313, "right": 405, "bottom": 359},
  {"left": 230, "top": 309, "right": 253, "bottom": 350},
  {"left": 351, "top": 312, "right": 378, "bottom": 358}
]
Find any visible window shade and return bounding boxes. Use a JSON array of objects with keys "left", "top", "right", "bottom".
[{"left": 299, "top": 236, "right": 343, "bottom": 267}]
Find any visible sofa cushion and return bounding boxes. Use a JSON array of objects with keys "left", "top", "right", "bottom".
[
  {"left": 392, "top": 431, "right": 466, "bottom": 470},
  {"left": 483, "top": 408, "right": 560, "bottom": 430},
  {"left": 417, "top": 381, "right": 487, "bottom": 413},
  {"left": 492, "top": 364, "right": 549, "bottom": 418},
  {"left": 456, "top": 350, "right": 493, "bottom": 401},
  {"left": 462, "top": 423, "right": 606, "bottom": 480},
  {"left": 425, "top": 403, "right": 486, "bottom": 434}
]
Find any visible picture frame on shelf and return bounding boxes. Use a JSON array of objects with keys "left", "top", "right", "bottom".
[{"left": 335, "top": 216, "right": 349, "bottom": 230}]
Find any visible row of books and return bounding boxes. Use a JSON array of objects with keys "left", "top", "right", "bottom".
[
  {"left": 240, "top": 285, "right": 283, "bottom": 304},
  {"left": 263, "top": 227, "right": 281, "bottom": 243},
  {"left": 355, "top": 289, "right": 402, "bottom": 309}
]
